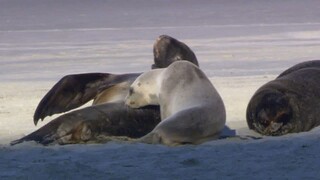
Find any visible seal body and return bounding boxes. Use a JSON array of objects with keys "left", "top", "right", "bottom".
[
  {"left": 126, "top": 61, "right": 226, "bottom": 146},
  {"left": 246, "top": 60, "right": 320, "bottom": 135},
  {"left": 11, "top": 102, "right": 160, "bottom": 145}
]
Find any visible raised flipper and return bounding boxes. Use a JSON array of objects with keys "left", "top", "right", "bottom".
[
  {"left": 277, "top": 60, "right": 320, "bottom": 78},
  {"left": 33, "top": 73, "right": 140, "bottom": 125},
  {"left": 152, "top": 35, "right": 199, "bottom": 69},
  {"left": 12, "top": 102, "right": 160, "bottom": 145}
]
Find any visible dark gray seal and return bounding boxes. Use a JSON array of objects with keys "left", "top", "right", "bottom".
[
  {"left": 12, "top": 35, "right": 199, "bottom": 145},
  {"left": 246, "top": 60, "right": 320, "bottom": 136},
  {"left": 11, "top": 102, "right": 160, "bottom": 145}
]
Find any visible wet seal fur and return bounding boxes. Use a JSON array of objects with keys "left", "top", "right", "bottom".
[
  {"left": 125, "top": 61, "right": 226, "bottom": 146},
  {"left": 246, "top": 60, "right": 320, "bottom": 136},
  {"left": 11, "top": 35, "right": 199, "bottom": 145}
]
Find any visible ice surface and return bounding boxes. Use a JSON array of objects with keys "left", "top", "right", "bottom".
[{"left": 1, "top": 0, "right": 320, "bottom": 179}]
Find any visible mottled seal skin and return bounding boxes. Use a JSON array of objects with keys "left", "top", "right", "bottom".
[
  {"left": 152, "top": 35, "right": 199, "bottom": 69},
  {"left": 246, "top": 60, "right": 320, "bottom": 136},
  {"left": 11, "top": 102, "right": 160, "bottom": 145},
  {"left": 126, "top": 61, "right": 226, "bottom": 146},
  {"left": 12, "top": 35, "right": 199, "bottom": 145}
]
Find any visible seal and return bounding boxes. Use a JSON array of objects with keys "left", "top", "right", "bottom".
[
  {"left": 246, "top": 60, "right": 320, "bottom": 136},
  {"left": 12, "top": 35, "right": 199, "bottom": 145},
  {"left": 125, "top": 61, "right": 226, "bottom": 146},
  {"left": 11, "top": 102, "right": 160, "bottom": 145}
]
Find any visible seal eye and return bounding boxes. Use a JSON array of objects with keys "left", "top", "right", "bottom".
[{"left": 129, "top": 87, "right": 134, "bottom": 95}]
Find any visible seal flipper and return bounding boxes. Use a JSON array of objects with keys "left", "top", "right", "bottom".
[
  {"left": 11, "top": 117, "right": 62, "bottom": 145},
  {"left": 33, "top": 73, "right": 140, "bottom": 125}
]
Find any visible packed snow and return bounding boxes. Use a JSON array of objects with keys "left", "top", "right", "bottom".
[{"left": 1, "top": 0, "right": 320, "bottom": 179}]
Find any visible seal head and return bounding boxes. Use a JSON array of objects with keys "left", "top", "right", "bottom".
[{"left": 247, "top": 90, "right": 296, "bottom": 135}]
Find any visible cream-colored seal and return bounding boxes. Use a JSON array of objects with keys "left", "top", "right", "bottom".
[{"left": 125, "top": 61, "right": 226, "bottom": 146}]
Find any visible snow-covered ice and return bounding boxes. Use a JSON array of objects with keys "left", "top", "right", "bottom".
[{"left": 1, "top": 0, "right": 320, "bottom": 179}]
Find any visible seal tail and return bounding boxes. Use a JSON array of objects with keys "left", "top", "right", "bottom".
[{"left": 11, "top": 114, "right": 67, "bottom": 146}]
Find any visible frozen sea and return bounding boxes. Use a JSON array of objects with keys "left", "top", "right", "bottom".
[{"left": 1, "top": 0, "right": 320, "bottom": 179}]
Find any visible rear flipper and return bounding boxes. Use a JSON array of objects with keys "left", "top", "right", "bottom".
[{"left": 11, "top": 114, "right": 94, "bottom": 145}]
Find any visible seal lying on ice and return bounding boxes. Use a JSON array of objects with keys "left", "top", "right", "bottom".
[
  {"left": 125, "top": 61, "right": 226, "bottom": 146},
  {"left": 11, "top": 35, "right": 199, "bottom": 145},
  {"left": 11, "top": 102, "right": 160, "bottom": 145},
  {"left": 246, "top": 60, "right": 320, "bottom": 136}
]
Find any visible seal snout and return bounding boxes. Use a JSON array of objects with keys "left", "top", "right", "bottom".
[
  {"left": 126, "top": 100, "right": 136, "bottom": 106},
  {"left": 125, "top": 96, "right": 139, "bottom": 108},
  {"left": 125, "top": 87, "right": 136, "bottom": 107}
]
